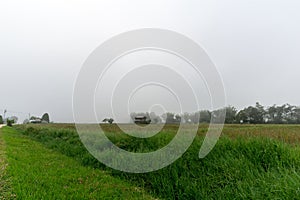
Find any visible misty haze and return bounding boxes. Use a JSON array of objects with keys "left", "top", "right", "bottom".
[{"left": 1, "top": 1, "right": 300, "bottom": 199}]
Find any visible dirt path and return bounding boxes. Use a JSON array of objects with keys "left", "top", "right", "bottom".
[{"left": 0, "top": 124, "right": 6, "bottom": 129}]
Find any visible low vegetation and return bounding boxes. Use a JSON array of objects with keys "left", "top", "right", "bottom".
[
  {"left": 0, "top": 115, "right": 3, "bottom": 124},
  {"left": 0, "top": 127, "right": 13, "bottom": 199},
  {"left": 0, "top": 127, "right": 155, "bottom": 199},
  {"left": 10, "top": 124, "right": 300, "bottom": 199}
]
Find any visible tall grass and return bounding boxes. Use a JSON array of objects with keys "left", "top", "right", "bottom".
[{"left": 15, "top": 124, "right": 300, "bottom": 199}]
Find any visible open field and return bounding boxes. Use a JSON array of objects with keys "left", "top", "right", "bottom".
[
  {"left": 0, "top": 127, "right": 155, "bottom": 199},
  {"left": 1, "top": 124, "right": 300, "bottom": 199}
]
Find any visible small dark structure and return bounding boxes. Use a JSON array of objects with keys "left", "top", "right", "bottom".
[{"left": 134, "top": 116, "right": 151, "bottom": 124}]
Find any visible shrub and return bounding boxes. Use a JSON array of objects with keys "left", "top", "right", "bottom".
[
  {"left": 6, "top": 119, "right": 13, "bottom": 127},
  {"left": 41, "top": 113, "right": 50, "bottom": 123}
]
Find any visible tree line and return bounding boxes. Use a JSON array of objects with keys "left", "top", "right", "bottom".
[
  {"left": 0, "top": 113, "right": 50, "bottom": 125},
  {"left": 130, "top": 102, "right": 300, "bottom": 124}
]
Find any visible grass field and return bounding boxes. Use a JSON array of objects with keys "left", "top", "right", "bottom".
[
  {"left": 0, "top": 127, "right": 155, "bottom": 200},
  {"left": 1, "top": 124, "right": 300, "bottom": 199}
]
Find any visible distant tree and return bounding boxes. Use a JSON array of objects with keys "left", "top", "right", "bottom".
[
  {"left": 237, "top": 102, "right": 265, "bottom": 124},
  {"left": 174, "top": 114, "right": 182, "bottom": 123},
  {"left": 199, "top": 110, "right": 211, "bottom": 123},
  {"left": 278, "top": 104, "right": 295, "bottom": 123},
  {"left": 167, "top": 113, "right": 176, "bottom": 124},
  {"left": 294, "top": 107, "right": 300, "bottom": 124},
  {"left": 165, "top": 113, "right": 175, "bottom": 124},
  {"left": 211, "top": 108, "right": 227, "bottom": 124},
  {"left": 189, "top": 112, "right": 200, "bottom": 124},
  {"left": 41, "top": 113, "right": 50, "bottom": 123},
  {"left": 161, "top": 113, "right": 167, "bottom": 123},
  {"left": 247, "top": 107, "right": 259, "bottom": 123},
  {"left": 266, "top": 104, "right": 278, "bottom": 123},
  {"left": 9, "top": 116, "right": 18, "bottom": 124},
  {"left": 0, "top": 115, "right": 3, "bottom": 124},
  {"left": 223, "top": 106, "right": 237, "bottom": 124},
  {"left": 266, "top": 104, "right": 298, "bottom": 124},
  {"left": 149, "top": 112, "right": 162, "bottom": 124},
  {"left": 237, "top": 109, "right": 249, "bottom": 124},
  {"left": 182, "top": 112, "right": 191, "bottom": 123},
  {"left": 162, "top": 113, "right": 182, "bottom": 124},
  {"left": 6, "top": 119, "right": 13, "bottom": 127},
  {"left": 255, "top": 102, "right": 266, "bottom": 123}
]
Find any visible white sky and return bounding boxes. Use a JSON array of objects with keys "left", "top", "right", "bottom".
[{"left": 0, "top": 0, "right": 300, "bottom": 122}]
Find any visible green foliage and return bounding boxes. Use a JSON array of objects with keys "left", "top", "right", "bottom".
[
  {"left": 267, "top": 104, "right": 300, "bottom": 124},
  {"left": 6, "top": 119, "right": 13, "bottom": 127},
  {"left": 0, "top": 115, "right": 3, "bottom": 124},
  {"left": 129, "top": 103, "right": 300, "bottom": 125},
  {"left": 224, "top": 106, "right": 237, "bottom": 123},
  {"left": 41, "top": 113, "right": 50, "bottom": 123},
  {"left": 0, "top": 128, "right": 12, "bottom": 199},
  {"left": 15, "top": 124, "right": 300, "bottom": 199},
  {"left": 162, "top": 112, "right": 182, "bottom": 124},
  {"left": 199, "top": 110, "right": 211, "bottom": 123},
  {"left": 1, "top": 127, "right": 154, "bottom": 199},
  {"left": 237, "top": 102, "right": 265, "bottom": 124},
  {"left": 7, "top": 116, "right": 18, "bottom": 124}
]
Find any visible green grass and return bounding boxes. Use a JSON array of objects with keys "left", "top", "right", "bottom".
[
  {"left": 0, "top": 127, "right": 13, "bottom": 199},
  {"left": 11, "top": 124, "right": 300, "bottom": 199},
  {"left": 0, "top": 127, "right": 155, "bottom": 200}
]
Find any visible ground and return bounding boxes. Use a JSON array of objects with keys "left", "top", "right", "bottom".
[
  {"left": 1, "top": 124, "right": 300, "bottom": 199},
  {"left": 0, "top": 126, "right": 156, "bottom": 200}
]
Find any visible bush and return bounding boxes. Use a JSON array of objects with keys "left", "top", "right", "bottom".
[
  {"left": 41, "top": 113, "right": 50, "bottom": 123},
  {"left": 7, "top": 119, "right": 13, "bottom": 127}
]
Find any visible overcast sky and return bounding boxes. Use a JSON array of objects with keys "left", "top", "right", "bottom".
[{"left": 0, "top": 0, "right": 300, "bottom": 123}]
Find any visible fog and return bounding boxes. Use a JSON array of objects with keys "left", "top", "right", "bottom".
[{"left": 0, "top": 0, "right": 300, "bottom": 123}]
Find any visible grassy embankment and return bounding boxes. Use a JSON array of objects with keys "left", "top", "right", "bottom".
[
  {"left": 10, "top": 124, "right": 300, "bottom": 199},
  {"left": 0, "top": 127, "right": 156, "bottom": 199}
]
